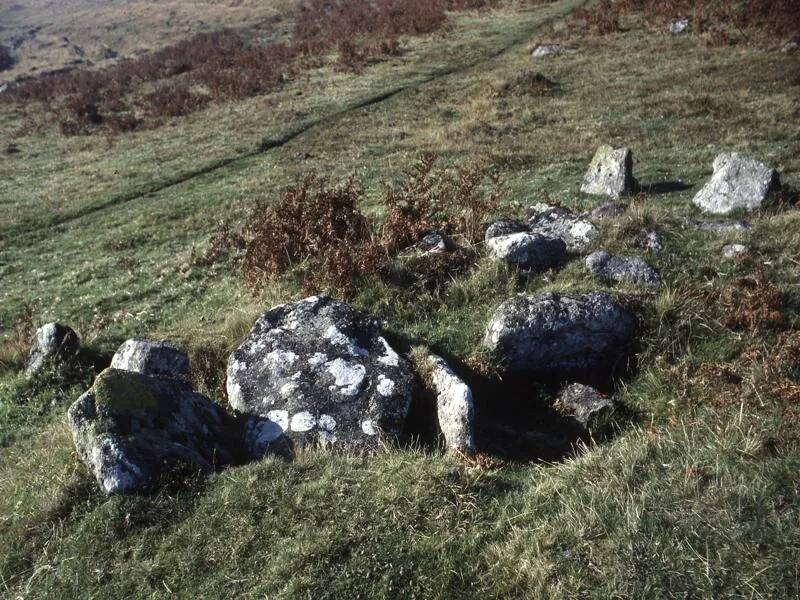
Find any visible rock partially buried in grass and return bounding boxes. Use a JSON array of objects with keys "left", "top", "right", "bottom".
[
  {"left": 722, "top": 243, "right": 750, "bottom": 259},
  {"left": 227, "top": 296, "right": 415, "bottom": 451},
  {"left": 686, "top": 218, "right": 751, "bottom": 233},
  {"left": 486, "top": 232, "right": 567, "bottom": 273},
  {"left": 26, "top": 322, "right": 80, "bottom": 375},
  {"left": 425, "top": 353, "right": 475, "bottom": 454},
  {"left": 581, "top": 145, "right": 639, "bottom": 199},
  {"left": 531, "top": 43, "right": 562, "bottom": 58},
  {"left": 483, "top": 291, "right": 635, "bottom": 382},
  {"left": 527, "top": 204, "right": 597, "bottom": 253},
  {"left": 68, "top": 368, "right": 236, "bottom": 494},
  {"left": 558, "top": 383, "right": 613, "bottom": 428},
  {"left": 692, "top": 153, "right": 780, "bottom": 215},
  {"left": 585, "top": 251, "right": 661, "bottom": 287},
  {"left": 669, "top": 17, "right": 690, "bottom": 34},
  {"left": 638, "top": 229, "right": 663, "bottom": 254},
  {"left": 111, "top": 338, "right": 190, "bottom": 379}
]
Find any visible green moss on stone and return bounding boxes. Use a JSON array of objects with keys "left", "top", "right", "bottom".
[{"left": 93, "top": 368, "right": 157, "bottom": 414}]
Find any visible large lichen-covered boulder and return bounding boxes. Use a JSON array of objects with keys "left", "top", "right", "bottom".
[
  {"left": 483, "top": 292, "right": 636, "bottom": 381},
  {"left": 527, "top": 205, "right": 597, "bottom": 253},
  {"left": 227, "top": 296, "right": 415, "bottom": 451},
  {"left": 585, "top": 251, "right": 661, "bottom": 287},
  {"left": 581, "top": 145, "right": 639, "bottom": 199},
  {"left": 424, "top": 354, "right": 475, "bottom": 454},
  {"left": 486, "top": 232, "right": 567, "bottom": 272},
  {"left": 111, "top": 338, "right": 190, "bottom": 379},
  {"left": 26, "top": 323, "right": 80, "bottom": 375},
  {"left": 68, "top": 368, "right": 235, "bottom": 494},
  {"left": 692, "top": 153, "right": 780, "bottom": 215}
]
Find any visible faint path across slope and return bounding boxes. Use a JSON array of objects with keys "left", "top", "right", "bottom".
[{"left": 9, "top": 0, "right": 589, "bottom": 239}]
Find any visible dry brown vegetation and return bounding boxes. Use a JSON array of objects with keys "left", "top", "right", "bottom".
[
  {"left": 570, "top": 0, "right": 800, "bottom": 42},
  {"left": 720, "top": 266, "right": 786, "bottom": 332},
  {"left": 241, "top": 155, "right": 500, "bottom": 296},
  {"left": 2, "top": 0, "right": 500, "bottom": 135}
]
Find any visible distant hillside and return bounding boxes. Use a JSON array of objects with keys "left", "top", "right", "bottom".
[{"left": 0, "top": 0, "right": 294, "bottom": 83}]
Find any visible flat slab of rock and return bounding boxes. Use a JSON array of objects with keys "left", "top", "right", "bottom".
[
  {"left": 531, "top": 43, "right": 562, "bottom": 58},
  {"left": 227, "top": 296, "right": 414, "bottom": 451},
  {"left": 111, "top": 338, "right": 190, "bottom": 379},
  {"left": 486, "top": 232, "right": 567, "bottom": 272},
  {"left": 425, "top": 354, "right": 475, "bottom": 454},
  {"left": 585, "top": 251, "right": 661, "bottom": 287},
  {"left": 527, "top": 205, "right": 597, "bottom": 253},
  {"left": 581, "top": 145, "right": 639, "bottom": 199},
  {"left": 483, "top": 291, "right": 635, "bottom": 381},
  {"left": 26, "top": 323, "right": 80, "bottom": 375},
  {"left": 692, "top": 153, "right": 779, "bottom": 215},
  {"left": 558, "top": 383, "right": 613, "bottom": 427},
  {"left": 68, "top": 368, "right": 235, "bottom": 494}
]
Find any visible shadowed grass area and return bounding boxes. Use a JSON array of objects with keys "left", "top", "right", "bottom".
[{"left": 0, "top": 418, "right": 797, "bottom": 597}]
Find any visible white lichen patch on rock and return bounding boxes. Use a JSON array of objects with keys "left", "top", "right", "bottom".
[
  {"left": 361, "top": 420, "right": 379, "bottom": 436},
  {"left": 326, "top": 358, "right": 367, "bottom": 396},
  {"left": 290, "top": 411, "right": 317, "bottom": 432},
  {"left": 377, "top": 375, "right": 396, "bottom": 397}
]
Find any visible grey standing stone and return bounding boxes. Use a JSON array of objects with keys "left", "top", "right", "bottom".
[
  {"left": 581, "top": 145, "right": 639, "bottom": 199},
  {"left": 483, "top": 291, "right": 635, "bottom": 380},
  {"left": 486, "top": 232, "right": 567, "bottom": 272},
  {"left": 227, "top": 296, "right": 415, "bottom": 451},
  {"left": 426, "top": 354, "right": 475, "bottom": 454},
  {"left": 585, "top": 251, "right": 661, "bottom": 287},
  {"left": 26, "top": 323, "right": 80, "bottom": 375},
  {"left": 692, "top": 153, "right": 780, "bottom": 215},
  {"left": 111, "top": 338, "right": 191, "bottom": 379},
  {"left": 68, "top": 368, "right": 235, "bottom": 494}
]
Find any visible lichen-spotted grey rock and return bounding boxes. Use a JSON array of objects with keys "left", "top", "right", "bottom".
[
  {"left": 425, "top": 353, "right": 475, "bottom": 454},
  {"left": 581, "top": 145, "right": 639, "bottom": 199},
  {"left": 526, "top": 204, "right": 597, "bottom": 252},
  {"left": 692, "top": 153, "right": 780, "bottom": 215},
  {"left": 483, "top": 291, "right": 635, "bottom": 381},
  {"left": 486, "top": 232, "right": 567, "bottom": 272},
  {"left": 585, "top": 250, "right": 661, "bottom": 287},
  {"left": 26, "top": 322, "right": 80, "bottom": 375},
  {"left": 227, "top": 296, "right": 415, "bottom": 451},
  {"left": 68, "top": 368, "right": 235, "bottom": 494},
  {"left": 111, "top": 338, "right": 191, "bottom": 379}
]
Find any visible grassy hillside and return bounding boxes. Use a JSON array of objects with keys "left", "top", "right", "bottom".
[{"left": 1, "top": 0, "right": 799, "bottom": 596}]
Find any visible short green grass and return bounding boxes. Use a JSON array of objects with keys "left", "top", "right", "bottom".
[{"left": 1, "top": 0, "right": 799, "bottom": 597}]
